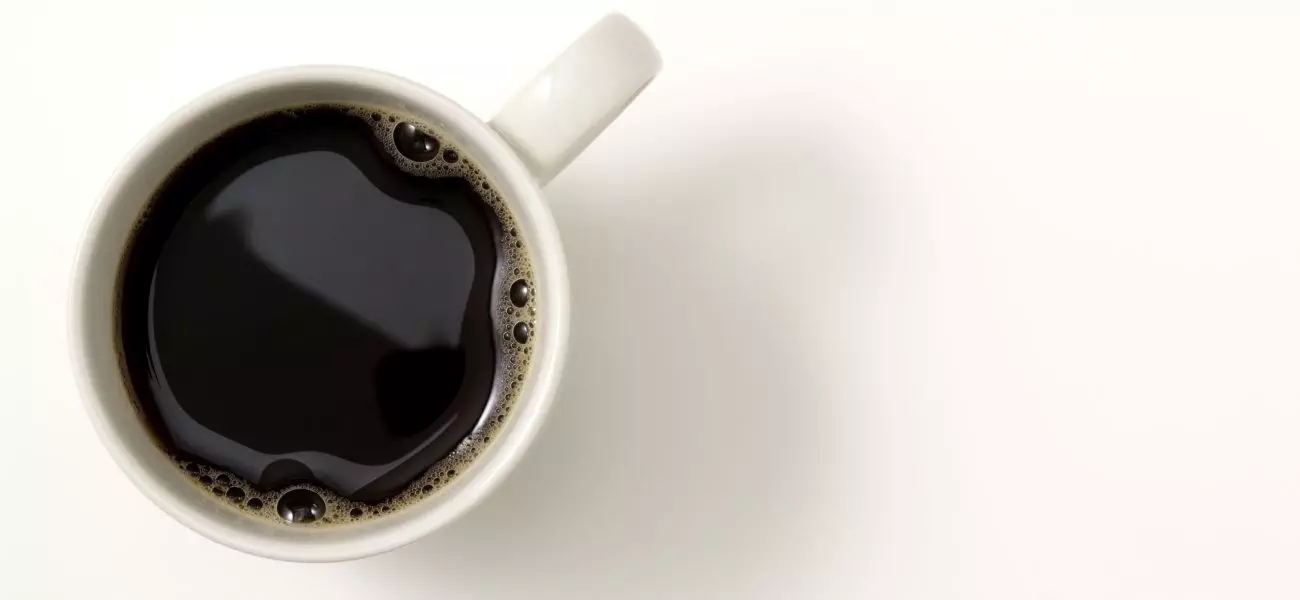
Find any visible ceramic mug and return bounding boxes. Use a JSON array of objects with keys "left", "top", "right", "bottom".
[{"left": 70, "top": 13, "right": 660, "bottom": 562}]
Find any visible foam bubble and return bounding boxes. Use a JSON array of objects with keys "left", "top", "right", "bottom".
[{"left": 510, "top": 280, "right": 531, "bottom": 307}]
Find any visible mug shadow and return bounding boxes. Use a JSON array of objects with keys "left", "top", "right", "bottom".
[{"left": 361, "top": 118, "right": 872, "bottom": 597}]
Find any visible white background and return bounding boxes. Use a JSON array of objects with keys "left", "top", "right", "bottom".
[{"left": 4, "top": 1, "right": 1300, "bottom": 598}]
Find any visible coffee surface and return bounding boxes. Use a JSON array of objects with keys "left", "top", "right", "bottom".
[{"left": 118, "top": 106, "right": 537, "bottom": 524}]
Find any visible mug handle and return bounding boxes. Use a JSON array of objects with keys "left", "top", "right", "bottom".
[{"left": 489, "top": 13, "right": 661, "bottom": 186}]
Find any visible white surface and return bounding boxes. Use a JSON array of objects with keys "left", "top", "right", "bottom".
[
  {"left": 69, "top": 66, "right": 577, "bottom": 562},
  {"left": 4, "top": 1, "right": 1300, "bottom": 598}
]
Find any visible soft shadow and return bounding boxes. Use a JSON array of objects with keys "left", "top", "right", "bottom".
[{"left": 365, "top": 118, "right": 872, "bottom": 597}]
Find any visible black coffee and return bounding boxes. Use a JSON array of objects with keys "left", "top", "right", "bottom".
[{"left": 118, "top": 105, "right": 537, "bottom": 525}]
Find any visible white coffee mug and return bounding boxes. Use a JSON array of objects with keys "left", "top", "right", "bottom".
[{"left": 70, "top": 13, "right": 659, "bottom": 562}]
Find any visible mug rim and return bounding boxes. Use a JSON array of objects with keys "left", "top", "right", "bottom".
[{"left": 69, "top": 65, "right": 570, "bottom": 562}]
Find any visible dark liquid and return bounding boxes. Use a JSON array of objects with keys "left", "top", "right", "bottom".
[{"left": 119, "top": 106, "right": 510, "bottom": 506}]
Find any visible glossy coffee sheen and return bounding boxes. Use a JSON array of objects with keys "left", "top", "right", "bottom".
[{"left": 118, "top": 107, "right": 501, "bottom": 504}]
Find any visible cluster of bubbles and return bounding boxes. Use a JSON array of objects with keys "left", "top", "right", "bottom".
[{"left": 168, "top": 104, "right": 540, "bottom": 527}]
